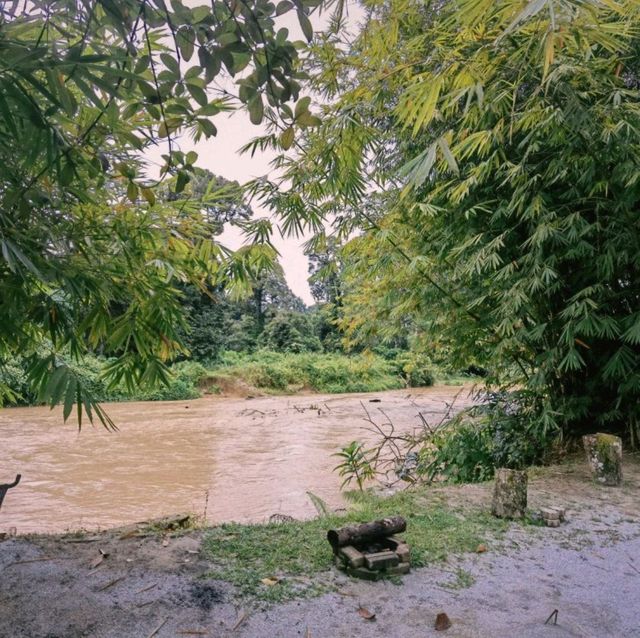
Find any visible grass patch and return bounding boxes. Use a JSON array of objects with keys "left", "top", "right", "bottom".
[
  {"left": 202, "top": 488, "right": 508, "bottom": 602},
  {"left": 439, "top": 567, "right": 477, "bottom": 590},
  {"left": 439, "top": 374, "right": 481, "bottom": 386}
]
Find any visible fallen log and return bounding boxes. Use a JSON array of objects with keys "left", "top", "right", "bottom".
[{"left": 327, "top": 516, "right": 406, "bottom": 550}]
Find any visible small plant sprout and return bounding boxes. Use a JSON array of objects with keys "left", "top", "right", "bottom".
[{"left": 333, "top": 441, "right": 375, "bottom": 491}]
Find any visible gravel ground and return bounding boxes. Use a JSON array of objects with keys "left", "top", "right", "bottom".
[{"left": 1, "top": 459, "right": 639, "bottom": 638}]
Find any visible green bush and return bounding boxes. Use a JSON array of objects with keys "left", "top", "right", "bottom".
[
  {"left": 0, "top": 355, "right": 205, "bottom": 406},
  {"left": 392, "top": 352, "right": 436, "bottom": 388},
  {"left": 2, "top": 349, "right": 443, "bottom": 408},
  {"left": 210, "top": 351, "right": 405, "bottom": 394},
  {"left": 70, "top": 355, "right": 123, "bottom": 402},
  {"left": 420, "top": 391, "right": 553, "bottom": 483},
  {"left": 132, "top": 378, "right": 200, "bottom": 401},
  {"left": 0, "top": 358, "right": 36, "bottom": 405}
]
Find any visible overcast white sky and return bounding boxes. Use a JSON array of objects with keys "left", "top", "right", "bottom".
[
  {"left": 145, "top": 4, "right": 365, "bottom": 306},
  {"left": 145, "top": 86, "right": 315, "bottom": 303}
]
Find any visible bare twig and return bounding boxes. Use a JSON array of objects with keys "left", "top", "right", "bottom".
[
  {"left": 203, "top": 489, "right": 210, "bottom": 521},
  {"left": 136, "top": 583, "right": 158, "bottom": 594},
  {"left": 147, "top": 618, "right": 169, "bottom": 638},
  {"left": 231, "top": 610, "right": 249, "bottom": 632},
  {"left": 7, "top": 556, "right": 72, "bottom": 567},
  {"left": 97, "top": 576, "right": 124, "bottom": 592},
  {"left": 351, "top": 390, "right": 470, "bottom": 487}
]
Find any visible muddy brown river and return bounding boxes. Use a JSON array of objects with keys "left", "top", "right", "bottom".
[{"left": 0, "top": 386, "right": 472, "bottom": 533}]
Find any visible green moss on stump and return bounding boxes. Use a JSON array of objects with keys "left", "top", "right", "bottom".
[
  {"left": 491, "top": 468, "right": 528, "bottom": 519},
  {"left": 583, "top": 433, "right": 623, "bottom": 486}
]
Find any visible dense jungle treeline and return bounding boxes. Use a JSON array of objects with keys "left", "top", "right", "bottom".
[{"left": 1, "top": 255, "right": 469, "bottom": 406}]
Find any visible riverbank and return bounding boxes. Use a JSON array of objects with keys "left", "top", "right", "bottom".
[
  {"left": 1, "top": 350, "right": 473, "bottom": 407},
  {"left": 2, "top": 457, "right": 639, "bottom": 637}
]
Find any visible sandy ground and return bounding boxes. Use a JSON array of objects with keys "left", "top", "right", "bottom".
[{"left": 1, "top": 458, "right": 639, "bottom": 638}]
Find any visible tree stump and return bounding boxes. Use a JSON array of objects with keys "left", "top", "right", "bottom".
[
  {"left": 583, "top": 433, "right": 623, "bottom": 486},
  {"left": 491, "top": 468, "right": 527, "bottom": 519}
]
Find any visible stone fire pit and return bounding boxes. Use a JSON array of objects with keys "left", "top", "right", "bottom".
[{"left": 327, "top": 516, "right": 411, "bottom": 581}]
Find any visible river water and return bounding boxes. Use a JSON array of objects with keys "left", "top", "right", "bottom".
[{"left": 0, "top": 386, "right": 472, "bottom": 533}]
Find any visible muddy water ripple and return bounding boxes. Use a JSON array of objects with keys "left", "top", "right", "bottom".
[{"left": 0, "top": 386, "right": 472, "bottom": 533}]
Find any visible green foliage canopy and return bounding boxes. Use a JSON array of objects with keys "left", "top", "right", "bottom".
[
  {"left": 256, "top": 0, "right": 640, "bottom": 440},
  {"left": 0, "top": 0, "right": 324, "bottom": 424}
]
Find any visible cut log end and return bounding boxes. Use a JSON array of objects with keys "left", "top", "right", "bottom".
[{"left": 327, "top": 516, "right": 407, "bottom": 549}]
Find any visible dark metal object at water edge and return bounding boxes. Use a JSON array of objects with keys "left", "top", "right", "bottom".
[
  {"left": 0, "top": 474, "right": 21, "bottom": 511},
  {"left": 328, "top": 516, "right": 411, "bottom": 580}
]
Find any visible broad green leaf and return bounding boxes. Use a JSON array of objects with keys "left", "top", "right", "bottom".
[
  {"left": 280, "top": 126, "right": 295, "bottom": 149},
  {"left": 177, "top": 26, "right": 196, "bottom": 61},
  {"left": 248, "top": 94, "right": 264, "bottom": 125},
  {"left": 158, "top": 117, "right": 182, "bottom": 137},
  {"left": 297, "top": 10, "right": 313, "bottom": 42},
  {"left": 296, "top": 111, "right": 321, "bottom": 128},
  {"left": 191, "top": 5, "right": 210, "bottom": 22},
  {"left": 127, "top": 181, "right": 139, "bottom": 202},
  {"left": 141, "top": 187, "right": 156, "bottom": 205},
  {"left": 276, "top": 0, "right": 294, "bottom": 16},
  {"left": 295, "top": 96, "right": 311, "bottom": 119},
  {"left": 188, "top": 83, "right": 208, "bottom": 106},
  {"left": 160, "top": 52, "right": 181, "bottom": 75},
  {"left": 198, "top": 118, "right": 217, "bottom": 136}
]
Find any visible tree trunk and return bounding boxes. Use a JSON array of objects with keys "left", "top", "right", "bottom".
[
  {"left": 491, "top": 468, "right": 527, "bottom": 519},
  {"left": 327, "top": 516, "right": 406, "bottom": 550}
]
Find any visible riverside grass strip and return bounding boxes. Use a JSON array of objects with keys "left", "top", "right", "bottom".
[{"left": 202, "top": 488, "right": 507, "bottom": 602}]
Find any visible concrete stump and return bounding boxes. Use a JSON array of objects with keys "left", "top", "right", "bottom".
[
  {"left": 583, "top": 433, "right": 623, "bottom": 486},
  {"left": 491, "top": 468, "right": 527, "bottom": 519}
]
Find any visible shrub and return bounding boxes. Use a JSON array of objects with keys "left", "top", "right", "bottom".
[
  {"left": 421, "top": 391, "right": 554, "bottom": 483},
  {"left": 0, "top": 355, "right": 205, "bottom": 406},
  {"left": 259, "top": 312, "right": 322, "bottom": 353},
  {"left": 209, "top": 351, "right": 405, "bottom": 394},
  {"left": 105, "top": 359, "right": 205, "bottom": 402},
  {"left": 0, "top": 357, "right": 36, "bottom": 405},
  {"left": 392, "top": 352, "right": 436, "bottom": 387}
]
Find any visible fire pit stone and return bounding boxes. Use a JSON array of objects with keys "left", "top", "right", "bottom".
[{"left": 328, "top": 516, "right": 411, "bottom": 580}]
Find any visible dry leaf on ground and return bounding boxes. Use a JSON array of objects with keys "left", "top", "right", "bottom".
[
  {"left": 260, "top": 577, "right": 280, "bottom": 586},
  {"left": 435, "top": 612, "right": 452, "bottom": 631},
  {"left": 357, "top": 606, "right": 376, "bottom": 621}
]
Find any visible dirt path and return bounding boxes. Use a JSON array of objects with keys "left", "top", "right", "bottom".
[{"left": 1, "top": 458, "right": 639, "bottom": 638}]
